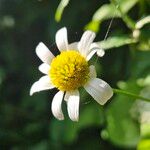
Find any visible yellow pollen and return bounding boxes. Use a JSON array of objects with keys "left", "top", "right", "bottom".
[{"left": 49, "top": 50, "right": 89, "bottom": 91}]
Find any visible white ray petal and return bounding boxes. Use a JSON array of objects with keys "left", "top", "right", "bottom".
[
  {"left": 66, "top": 90, "right": 80, "bottom": 121},
  {"left": 36, "top": 42, "right": 55, "bottom": 64},
  {"left": 97, "top": 48, "right": 105, "bottom": 57},
  {"left": 89, "top": 65, "right": 97, "bottom": 79},
  {"left": 64, "top": 91, "right": 70, "bottom": 101},
  {"left": 55, "top": 27, "right": 68, "bottom": 52},
  {"left": 78, "top": 31, "right": 96, "bottom": 57},
  {"left": 38, "top": 63, "right": 50, "bottom": 74},
  {"left": 86, "top": 49, "right": 97, "bottom": 61},
  {"left": 68, "top": 42, "right": 78, "bottom": 50},
  {"left": 30, "top": 75, "right": 54, "bottom": 96},
  {"left": 84, "top": 78, "right": 113, "bottom": 105},
  {"left": 90, "top": 43, "right": 105, "bottom": 57},
  {"left": 51, "top": 91, "right": 64, "bottom": 120},
  {"left": 86, "top": 43, "right": 105, "bottom": 61}
]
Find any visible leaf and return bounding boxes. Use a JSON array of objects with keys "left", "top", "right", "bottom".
[
  {"left": 130, "top": 50, "right": 150, "bottom": 77},
  {"left": 141, "top": 123, "right": 150, "bottom": 139},
  {"left": 92, "top": 4, "right": 119, "bottom": 22},
  {"left": 86, "top": 0, "right": 138, "bottom": 32},
  {"left": 117, "top": 0, "right": 139, "bottom": 14},
  {"left": 55, "top": 0, "right": 70, "bottom": 22},
  {"left": 137, "top": 139, "right": 150, "bottom": 150},
  {"left": 96, "top": 35, "right": 136, "bottom": 50},
  {"left": 104, "top": 80, "right": 140, "bottom": 147},
  {"left": 105, "top": 97, "right": 140, "bottom": 147}
]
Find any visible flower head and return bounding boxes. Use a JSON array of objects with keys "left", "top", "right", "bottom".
[
  {"left": 30, "top": 27, "right": 113, "bottom": 121},
  {"left": 49, "top": 50, "right": 89, "bottom": 91}
]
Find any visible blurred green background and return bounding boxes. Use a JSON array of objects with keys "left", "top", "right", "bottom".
[{"left": 0, "top": 0, "right": 150, "bottom": 149}]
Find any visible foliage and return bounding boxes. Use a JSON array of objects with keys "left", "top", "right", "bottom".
[{"left": 0, "top": 0, "right": 150, "bottom": 149}]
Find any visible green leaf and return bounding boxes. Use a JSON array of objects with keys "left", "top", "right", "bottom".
[
  {"left": 141, "top": 123, "right": 150, "bottom": 139},
  {"left": 86, "top": 0, "right": 138, "bottom": 32},
  {"left": 96, "top": 35, "right": 136, "bottom": 50},
  {"left": 130, "top": 51, "right": 150, "bottom": 77},
  {"left": 85, "top": 21, "right": 100, "bottom": 33},
  {"left": 105, "top": 98, "right": 140, "bottom": 147},
  {"left": 92, "top": 4, "right": 119, "bottom": 22},
  {"left": 55, "top": 0, "right": 70, "bottom": 22},
  {"left": 115, "top": 0, "right": 139, "bottom": 14},
  {"left": 137, "top": 139, "right": 150, "bottom": 150},
  {"left": 104, "top": 81, "right": 140, "bottom": 147}
]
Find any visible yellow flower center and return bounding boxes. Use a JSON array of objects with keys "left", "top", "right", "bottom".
[{"left": 49, "top": 50, "right": 89, "bottom": 91}]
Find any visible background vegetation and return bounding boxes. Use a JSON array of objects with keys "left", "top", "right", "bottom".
[{"left": 0, "top": 0, "right": 150, "bottom": 149}]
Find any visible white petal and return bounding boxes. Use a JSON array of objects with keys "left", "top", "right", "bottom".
[
  {"left": 84, "top": 78, "right": 113, "bottom": 105},
  {"left": 51, "top": 91, "right": 64, "bottom": 120},
  {"left": 38, "top": 63, "right": 50, "bottom": 74},
  {"left": 55, "top": 27, "right": 68, "bottom": 52},
  {"left": 64, "top": 91, "right": 71, "bottom": 101},
  {"left": 86, "top": 43, "right": 105, "bottom": 60},
  {"left": 66, "top": 90, "right": 80, "bottom": 121},
  {"left": 97, "top": 49, "right": 105, "bottom": 57},
  {"left": 86, "top": 49, "right": 97, "bottom": 61},
  {"left": 30, "top": 75, "right": 54, "bottom": 96},
  {"left": 89, "top": 65, "right": 97, "bottom": 79},
  {"left": 68, "top": 42, "right": 78, "bottom": 50},
  {"left": 78, "top": 31, "right": 96, "bottom": 57},
  {"left": 90, "top": 43, "right": 105, "bottom": 56},
  {"left": 36, "top": 42, "right": 55, "bottom": 64},
  {"left": 38, "top": 75, "right": 50, "bottom": 82}
]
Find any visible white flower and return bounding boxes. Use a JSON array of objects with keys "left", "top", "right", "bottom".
[{"left": 30, "top": 27, "right": 113, "bottom": 121}]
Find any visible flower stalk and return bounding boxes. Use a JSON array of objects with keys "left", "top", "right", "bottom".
[{"left": 113, "top": 88, "right": 150, "bottom": 102}]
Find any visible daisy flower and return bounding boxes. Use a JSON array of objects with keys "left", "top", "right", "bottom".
[{"left": 30, "top": 27, "right": 113, "bottom": 121}]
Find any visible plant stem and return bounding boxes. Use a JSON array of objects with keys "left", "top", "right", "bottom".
[
  {"left": 113, "top": 88, "right": 150, "bottom": 102},
  {"left": 111, "top": 0, "right": 135, "bottom": 30}
]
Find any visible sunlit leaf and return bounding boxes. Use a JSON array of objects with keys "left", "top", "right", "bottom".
[
  {"left": 141, "top": 123, "right": 150, "bottom": 139},
  {"left": 137, "top": 139, "right": 150, "bottom": 150},
  {"left": 96, "top": 35, "right": 136, "bottom": 50},
  {"left": 92, "top": 4, "right": 119, "bottom": 22},
  {"left": 116, "top": 0, "right": 139, "bottom": 13},
  {"left": 86, "top": 0, "right": 138, "bottom": 32},
  {"left": 85, "top": 21, "right": 100, "bottom": 33}
]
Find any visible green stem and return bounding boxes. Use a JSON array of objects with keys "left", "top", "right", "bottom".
[
  {"left": 111, "top": 0, "right": 135, "bottom": 30},
  {"left": 113, "top": 88, "right": 150, "bottom": 102}
]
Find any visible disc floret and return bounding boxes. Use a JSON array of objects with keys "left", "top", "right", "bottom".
[{"left": 49, "top": 50, "right": 89, "bottom": 91}]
